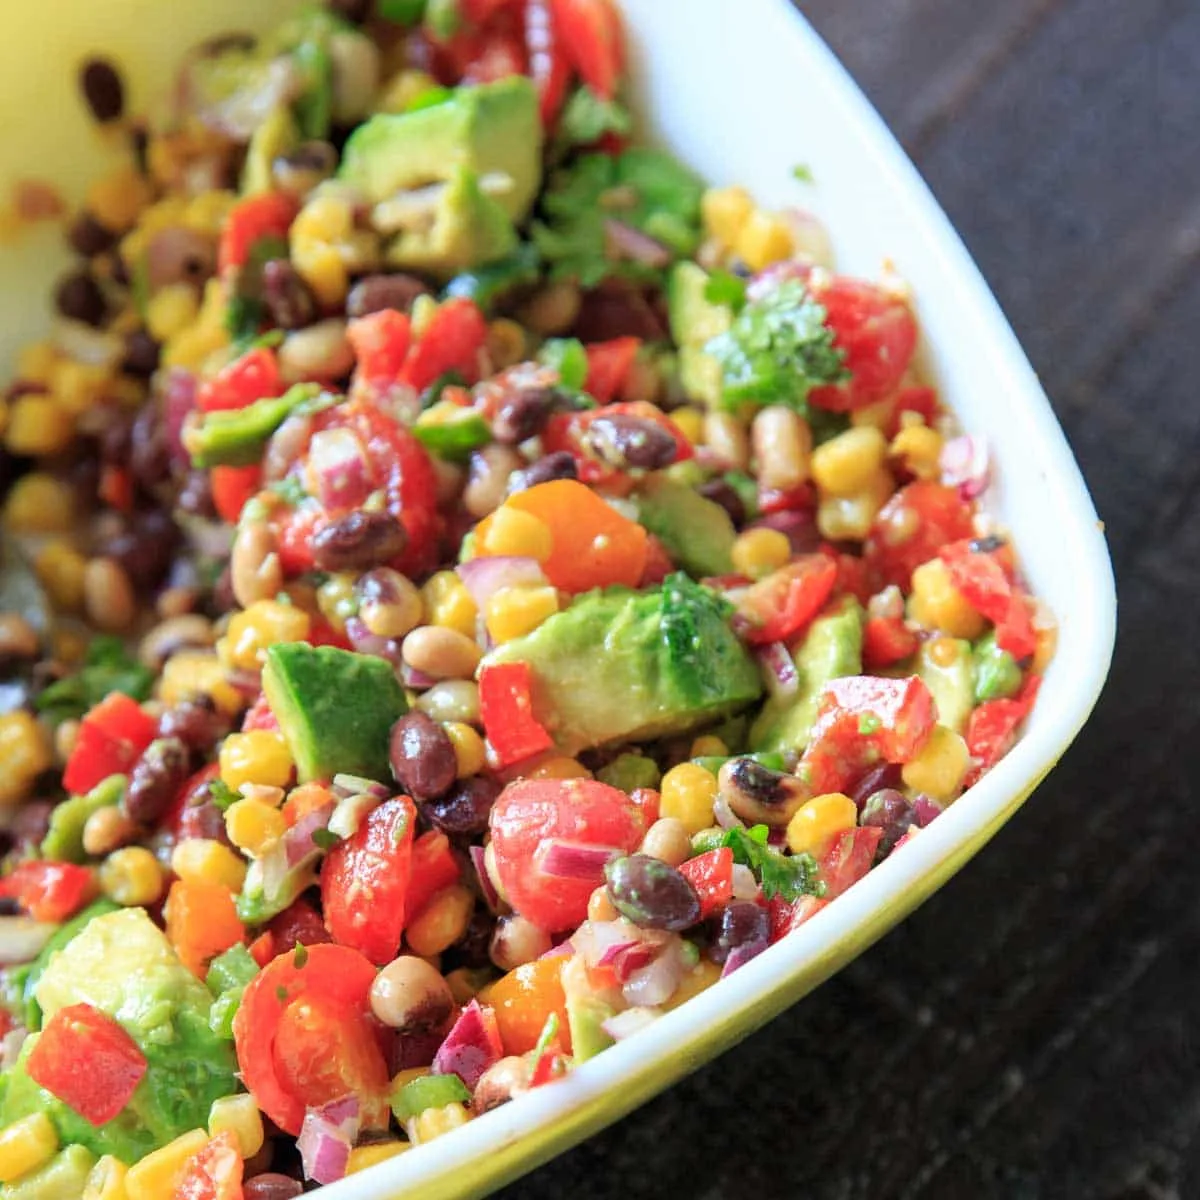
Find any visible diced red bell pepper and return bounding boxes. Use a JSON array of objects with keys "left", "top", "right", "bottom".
[
  {"left": 756, "top": 482, "right": 817, "bottom": 517},
  {"left": 0, "top": 862, "right": 96, "bottom": 924},
  {"left": 734, "top": 554, "right": 838, "bottom": 646},
  {"left": 196, "top": 347, "right": 284, "bottom": 414},
  {"left": 679, "top": 848, "right": 734, "bottom": 920},
  {"left": 549, "top": 0, "right": 623, "bottom": 99},
  {"left": 941, "top": 539, "right": 1037, "bottom": 660},
  {"left": 218, "top": 192, "right": 300, "bottom": 274},
  {"left": 862, "top": 615, "right": 919, "bottom": 668},
  {"left": 63, "top": 692, "right": 158, "bottom": 795},
  {"left": 818, "top": 827, "right": 882, "bottom": 901},
  {"left": 27, "top": 1003, "right": 146, "bottom": 1126},
  {"left": 479, "top": 662, "right": 555, "bottom": 768},
  {"left": 174, "top": 1130, "right": 243, "bottom": 1200},
  {"left": 400, "top": 299, "right": 489, "bottom": 391},
  {"left": 799, "top": 675, "right": 936, "bottom": 796},
  {"left": 406, "top": 830, "right": 462, "bottom": 921},
  {"left": 964, "top": 674, "right": 1042, "bottom": 784},
  {"left": 526, "top": 0, "right": 571, "bottom": 124},
  {"left": 347, "top": 309, "right": 412, "bottom": 385},
  {"left": 210, "top": 463, "right": 264, "bottom": 525},
  {"left": 767, "top": 894, "right": 828, "bottom": 944},
  {"left": 583, "top": 336, "right": 640, "bottom": 404}
]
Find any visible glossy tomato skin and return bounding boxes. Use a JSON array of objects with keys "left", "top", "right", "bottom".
[
  {"left": 808, "top": 277, "right": 918, "bottom": 412},
  {"left": 274, "top": 402, "right": 440, "bottom": 580},
  {"left": 735, "top": 554, "right": 838, "bottom": 646},
  {"left": 489, "top": 779, "right": 648, "bottom": 932},
  {"left": 864, "top": 481, "right": 976, "bottom": 590},
  {"left": 322, "top": 797, "right": 416, "bottom": 966}
]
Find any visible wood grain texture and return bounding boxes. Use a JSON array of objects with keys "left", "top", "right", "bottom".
[{"left": 501, "top": 2, "right": 1193, "bottom": 1196}]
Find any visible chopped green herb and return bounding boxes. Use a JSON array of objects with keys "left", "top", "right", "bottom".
[
  {"left": 208, "top": 779, "right": 242, "bottom": 813},
  {"left": 378, "top": 0, "right": 426, "bottom": 24},
  {"left": 559, "top": 85, "right": 633, "bottom": 147},
  {"left": 537, "top": 338, "right": 589, "bottom": 390},
  {"left": 420, "top": 370, "right": 467, "bottom": 410},
  {"left": 858, "top": 714, "right": 882, "bottom": 735},
  {"left": 704, "top": 268, "right": 748, "bottom": 312},
  {"left": 269, "top": 475, "right": 310, "bottom": 507},
  {"left": 275, "top": 985, "right": 290, "bottom": 1004},
  {"left": 35, "top": 636, "right": 154, "bottom": 725},
  {"left": 722, "top": 824, "right": 823, "bottom": 902},
  {"left": 533, "top": 1011, "right": 560, "bottom": 1059},
  {"left": 312, "top": 828, "right": 342, "bottom": 851},
  {"left": 293, "top": 943, "right": 309, "bottom": 968}
]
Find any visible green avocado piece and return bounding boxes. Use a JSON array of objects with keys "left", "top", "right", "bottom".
[
  {"left": 972, "top": 629, "right": 1022, "bottom": 703},
  {"left": 263, "top": 643, "right": 408, "bottom": 783},
  {"left": 915, "top": 638, "right": 975, "bottom": 733},
  {"left": 634, "top": 475, "right": 736, "bottom": 578},
  {"left": 0, "top": 909, "right": 237, "bottom": 1162},
  {"left": 750, "top": 598, "right": 864, "bottom": 755},
  {"left": 667, "top": 262, "right": 731, "bottom": 408},
  {"left": 40, "top": 775, "right": 124, "bottom": 863},
  {"left": 1, "top": 1144, "right": 95, "bottom": 1199},
  {"left": 483, "top": 573, "right": 762, "bottom": 756},
  {"left": 565, "top": 993, "right": 615, "bottom": 1063},
  {"left": 186, "top": 383, "right": 322, "bottom": 468},
  {"left": 596, "top": 753, "right": 661, "bottom": 794}
]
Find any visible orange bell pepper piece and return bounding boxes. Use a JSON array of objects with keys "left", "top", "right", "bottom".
[
  {"left": 480, "top": 956, "right": 573, "bottom": 1056},
  {"left": 165, "top": 879, "right": 245, "bottom": 978}
]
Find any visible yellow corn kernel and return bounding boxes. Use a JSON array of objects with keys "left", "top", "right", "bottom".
[
  {"left": 146, "top": 283, "right": 201, "bottom": 343},
  {"left": 484, "top": 585, "right": 559, "bottom": 643},
  {"left": 83, "top": 1154, "right": 129, "bottom": 1200},
  {"left": 347, "top": 1140, "right": 411, "bottom": 1174},
  {"left": 0, "top": 712, "right": 52, "bottom": 808},
  {"left": 730, "top": 527, "right": 792, "bottom": 580},
  {"left": 3, "top": 472, "right": 73, "bottom": 533},
  {"left": 927, "top": 635, "right": 962, "bottom": 669},
  {"left": 208, "top": 1094, "right": 264, "bottom": 1159},
  {"left": 405, "top": 884, "right": 475, "bottom": 957},
  {"left": 735, "top": 210, "right": 795, "bottom": 272},
  {"left": 124, "top": 1129, "right": 208, "bottom": 1200},
  {"left": 52, "top": 360, "right": 113, "bottom": 416},
  {"left": 785, "top": 792, "right": 857, "bottom": 857},
  {"left": 315, "top": 572, "right": 357, "bottom": 635},
  {"left": 528, "top": 756, "right": 592, "bottom": 780},
  {"left": 17, "top": 340, "right": 58, "bottom": 385},
  {"left": 811, "top": 426, "right": 889, "bottom": 498},
  {"left": 0, "top": 1112, "right": 59, "bottom": 1183},
  {"left": 221, "top": 600, "right": 311, "bottom": 672},
  {"left": 292, "top": 194, "right": 353, "bottom": 244},
  {"left": 293, "top": 240, "right": 349, "bottom": 307},
  {"left": 816, "top": 467, "right": 894, "bottom": 541},
  {"left": 5, "top": 394, "right": 74, "bottom": 457},
  {"left": 889, "top": 422, "right": 943, "bottom": 481},
  {"left": 219, "top": 730, "right": 294, "bottom": 792},
  {"left": 659, "top": 763, "right": 719, "bottom": 836},
  {"left": 901, "top": 725, "right": 970, "bottom": 802},
  {"left": 184, "top": 190, "right": 237, "bottom": 236},
  {"left": 379, "top": 68, "right": 440, "bottom": 113},
  {"left": 159, "top": 651, "right": 243, "bottom": 717},
  {"left": 410, "top": 294, "right": 438, "bottom": 339},
  {"left": 480, "top": 506, "right": 553, "bottom": 563},
  {"left": 164, "top": 278, "right": 230, "bottom": 371},
  {"left": 225, "top": 798, "right": 287, "bottom": 858},
  {"left": 422, "top": 571, "right": 478, "bottom": 638},
  {"left": 87, "top": 166, "right": 153, "bottom": 233},
  {"left": 670, "top": 407, "right": 704, "bottom": 445},
  {"left": 908, "top": 558, "right": 986, "bottom": 639},
  {"left": 702, "top": 185, "right": 755, "bottom": 246},
  {"left": 99, "top": 846, "right": 166, "bottom": 907},
  {"left": 172, "top": 838, "right": 248, "bottom": 893},
  {"left": 689, "top": 735, "right": 728, "bottom": 758},
  {"left": 444, "top": 722, "right": 486, "bottom": 778},
  {"left": 408, "top": 1102, "right": 471, "bottom": 1146}
]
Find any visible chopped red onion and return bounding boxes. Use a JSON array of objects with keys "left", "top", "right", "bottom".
[
  {"left": 344, "top": 616, "right": 402, "bottom": 664},
  {"left": 940, "top": 435, "right": 991, "bottom": 500},
  {"left": 328, "top": 791, "right": 383, "bottom": 841},
  {"left": 331, "top": 774, "right": 390, "bottom": 801},
  {"left": 746, "top": 258, "right": 813, "bottom": 302},
  {"left": 307, "top": 427, "right": 373, "bottom": 510},
  {"left": 400, "top": 663, "right": 438, "bottom": 690},
  {"left": 571, "top": 919, "right": 652, "bottom": 968},
  {"left": 456, "top": 556, "right": 547, "bottom": 610},
  {"left": 721, "top": 935, "right": 769, "bottom": 978},
  {"left": 713, "top": 795, "right": 743, "bottom": 832},
  {"left": 537, "top": 840, "right": 622, "bottom": 883},
  {"left": 730, "top": 864, "right": 759, "bottom": 902},
  {"left": 597, "top": 940, "right": 661, "bottom": 984},
  {"left": 601, "top": 1006, "right": 661, "bottom": 1042},
  {"left": 911, "top": 795, "right": 943, "bottom": 827},
  {"left": 314, "top": 1093, "right": 361, "bottom": 1135},
  {"left": 284, "top": 803, "right": 336, "bottom": 868},
  {"left": 602, "top": 219, "right": 672, "bottom": 269},
  {"left": 756, "top": 642, "right": 799, "bottom": 701},
  {"left": 0, "top": 918, "right": 56, "bottom": 965},
  {"left": 470, "top": 844, "right": 502, "bottom": 913},
  {"left": 622, "top": 941, "right": 686, "bottom": 1007},
  {"left": 432, "top": 999, "right": 503, "bottom": 1090},
  {"left": 538, "top": 941, "right": 575, "bottom": 961},
  {"left": 298, "top": 1104, "right": 356, "bottom": 1185}
]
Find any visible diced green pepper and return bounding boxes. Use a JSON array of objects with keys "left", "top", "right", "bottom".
[
  {"left": 597, "top": 753, "right": 662, "bottom": 793},
  {"left": 973, "top": 629, "right": 1023, "bottom": 702},
  {"left": 413, "top": 403, "right": 493, "bottom": 461},
  {"left": 538, "top": 338, "right": 589, "bottom": 390},
  {"left": 379, "top": 0, "right": 427, "bottom": 23},
  {"left": 40, "top": 775, "right": 125, "bottom": 864},
  {"left": 205, "top": 943, "right": 260, "bottom": 997},
  {"left": 443, "top": 244, "right": 541, "bottom": 313},
  {"left": 185, "top": 383, "right": 322, "bottom": 468},
  {"left": 391, "top": 1072, "right": 471, "bottom": 1122}
]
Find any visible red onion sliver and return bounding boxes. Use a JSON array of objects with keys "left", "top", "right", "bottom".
[
  {"left": 730, "top": 864, "right": 759, "bottom": 902},
  {"left": 284, "top": 803, "right": 336, "bottom": 868},
  {"left": 940, "top": 434, "right": 991, "bottom": 501},
  {"left": 622, "top": 942, "right": 686, "bottom": 1007},
  {"left": 456, "top": 556, "right": 547, "bottom": 610},
  {"left": 746, "top": 257, "right": 813, "bottom": 302},
  {"left": 314, "top": 1092, "right": 361, "bottom": 1134},
  {"left": 470, "top": 844, "right": 502, "bottom": 913},
  {"left": 911, "top": 795, "right": 943, "bottom": 827},
  {"left": 713, "top": 795, "right": 743, "bottom": 832},
  {"left": 721, "top": 936, "right": 769, "bottom": 978},
  {"left": 432, "top": 999, "right": 503, "bottom": 1090},
  {"left": 602, "top": 219, "right": 672, "bottom": 268},
  {"left": 331, "top": 774, "right": 390, "bottom": 801},
  {"left": 756, "top": 642, "right": 799, "bottom": 702},
  {"left": 345, "top": 616, "right": 402, "bottom": 664},
  {"left": 601, "top": 1006, "right": 661, "bottom": 1042},
  {"left": 298, "top": 1107, "right": 356, "bottom": 1185},
  {"left": 538, "top": 840, "right": 622, "bottom": 883},
  {"left": 308, "top": 427, "right": 373, "bottom": 510}
]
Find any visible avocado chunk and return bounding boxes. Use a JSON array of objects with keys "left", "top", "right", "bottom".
[
  {"left": 185, "top": 383, "right": 322, "bottom": 468},
  {"left": 915, "top": 638, "right": 975, "bottom": 733},
  {"left": 1, "top": 909, "right": 237, "bottom": 1162},
  {"left": 972, "top": 629, "right": 1022, "bottom": 703},
  {"left": 565, "top": 992, "right": 615, "bottom": 1063},
  {"left": 339, "top": 77, "right": 542, "bottom": 277},
  {"left": 750, "top": 598, "right": 864, "bottom": 755},
  {"left": 1, "top": 1144, "right": 95, "bottom": 1199},
  {"left": 40, "top": 775, "right": 124, "bottom": 864},
  {"left": 634, "top": 475, "right": 736, "bottom": 578},
  {"left": 263, "top": 643, "right": 408, "bottom": 783},
  {"left": 483, "top": 573, "right": 762, "bottom": 756},
  {"left": 667, "top": 262, "right": 732, "bottom": 408}
]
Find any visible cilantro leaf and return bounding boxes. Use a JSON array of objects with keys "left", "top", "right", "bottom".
[
  {"left": 312, "top": 828, "right": 342, "bottom": 851},
  {"left": 704, "top": 268, "right": 747, "bottom": 311},
  {"left": 208, "top": 779, "right": 242, "bottom": 812},
  {"left": 559, "top": 85, "right": 634, "bottom": 147},
  {"left": 723, "top": 823, "right": 824, "bottom": 903},
  {"left": 268, "top": 474, "right": 309, "bottom": 507},
  {"left": 35, "top": 636, "right": 153, "bottom": 724}
]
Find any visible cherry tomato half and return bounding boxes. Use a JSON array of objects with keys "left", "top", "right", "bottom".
[{"left": 864, "top": 481, "right": 975, "bottom": 590}]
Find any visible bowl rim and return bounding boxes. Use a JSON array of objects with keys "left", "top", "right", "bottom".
[{"left": 308, "top": 1, "right": 1117, "bottom": 1195}]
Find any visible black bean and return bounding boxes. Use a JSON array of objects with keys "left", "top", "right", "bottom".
[
  {"left": 326, "top": 0, "right": 371, "bottom": 22},
  {"left": 261, "top": 260, "right": 316, "bottom": 331},
  {"left": 10, "top": 800, "right": 54, "bottom": 852},
  {"left": 389, "top": 711, "right": 457, "bottom": 801},
  {"left": 709, "top": 899, "right": 770, "bottom": 965},
  {"left": 421, "top": 776, "right": 499, "bottom": 837},
  {"left": 129, "top": 403, "right": 171, "bottom": 492},
  {"left": 849, "top": 762, "right": 902, "bottom": 810},
  {"left": 346, "top": 273, "right": 432, "bottom": 319},
  {"left": 124, "top": 737, "right": 190, "bottom": 825},
  {"left": 79, "top": 57, "right": 125, "bottom": 123},
  {"left": 177, "top": 790, "right": 233, "bottom": 844},
  {"left": 67, "top": 211, "right": 116, "bottom": 258},
  {"left": 492, "top": 386, "right": 563, "bottom": 444},
  {"left": 728, "top": 758, "right": 796, "bottom": 809},
  {"left": 128, "top": 121, "right": 150, "bottom": 175},
  {"left": 859, "top": 788, "right": 916, "bottom": 859},
  {"left": 969, "top": 535, "right": 1007, "bottom": 554},
  {"left": 158, "top": 699, "right": 229, "bottom": 756},
  {"left": 698, "top": 478, "right": 746, "bottom": 527},
  {"left": 311, "top": 510, "right": 407, "bottom": 573},
  {"left": 243, "top": 1176, "right": 304, "bottom": 1200},
  {"left": 54, "top": 270, "right": 107, "bottom": 327},
  {"left": 582, "top": 413, "right": 677, "bottom": 471},
  {"left": 604, "top": 854, "right": 701, "bottom": 931},
  {"left": 97, "top": 407, "right": 134, "bottom": 466},
  {"left": 507, "top": 450, "right": 578, "bottom": 495},
  {"left": 103, "top": 510, "right": 179, "bottom": 589},
  {"left": 441, "top": 908, "right": 494, "bottom": 971},
  {"left": 121, "top": 331, "right": 160, "bottom": 378}
]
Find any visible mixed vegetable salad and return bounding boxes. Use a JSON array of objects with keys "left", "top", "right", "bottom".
[{"left": 0, "top": 0, "right": 1053, "bottom": 1194}]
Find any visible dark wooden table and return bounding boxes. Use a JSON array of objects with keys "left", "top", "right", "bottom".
[{"left": 504, "top": 2, "right": 1196, "bottom": 1196}]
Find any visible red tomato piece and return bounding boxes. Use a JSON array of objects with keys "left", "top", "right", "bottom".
[
  {"left": 767, "top": 894, "right": 828, "bottom": 943},
  {"left": 583, "top": 337, "right": 640, "bottom": 404},
  {"left": 218, "top": 192, "right": 300, "bottom": 274},
  {"left": 62, "top": 692, "right": 159, "bottom": 795},
  {"left": 321, "top": 798, "right": 416, "bottom": 966},
  {"left": 526, "top": 0, "right": 571, "bottom": 124},
  {"left": 807, "top": 277, "right": 918, "bottom": 412},
  {"left": 862, "top": 615, "right": 919, "bottom": 668},
  {"left": 489, "top": 778, "right": 648, "bottom": 932},
  {"left": 0, "top": 863, "right": 96, "bottom": 925},
  {"left": 679, "top": 848, "right": 734, "bottom": 920},
  {"left": 347, "top": 309, "right": 412, "bottom": 385},
  {"left": 940, "top": 539, "right": 1037, "bottom": 660},
  {"left": 864, "top": 481, "right": 976, "bottom": 590},
  {"left": 638, "top": 534, "right": 675, "bottom": 586},
  {"left": 233, "top": 943, "right": 390, "bottom": 1135},
  {"left": 406, "top": 830, "right": 462, "bottom": 922},
  {"left": 211, "top": 464, "right": 264, "bottom": 525},
  {"left": 818, "top": 827, "right": 883, "bottom": 901},
  {"left": 399, "top": 298, "right": 488, "bottom": 391},
  {"left": 479, "top": 662, "right": 555, "bottom": 768},
  {"left": 174, "top": 1130, "right": 243, "bottom": 1200},
  {"left": 462, "top": 28, "right": 528, "bottom": 82},
  {"left": 965, "top": 674, "right": 1042, "bottom": 782},
  {"left": 549, "top": 0, "right": 623, "bottom": 98},
  {"left": 828, "top": 550, "right": 874, "bottom": 605},
  {"left": 27, "top": 1003, "right": 146, "bottom": 1126},
  {"left": 884, "top": 385, "right": 939, "bottom": 438},
  {"left": 196, "top": 347, "right": 283, "bottom": 414},
  {"left": 542, "top": 402, "right": 691, "bottom": 488},
  {"left": 800, "top": 675, "right": 937, "bottom": 796},
  {"left": 734, "top": 554, "right": 838, "bottom": 646}
]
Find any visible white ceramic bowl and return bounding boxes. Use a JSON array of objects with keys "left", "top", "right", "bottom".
[{"left": 0, "top": 1, "right": 1115, "bottom": 1196}]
